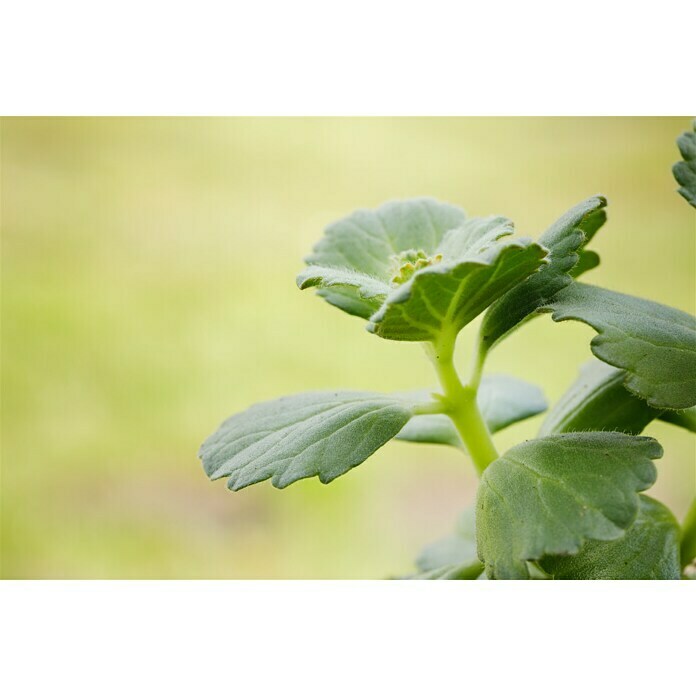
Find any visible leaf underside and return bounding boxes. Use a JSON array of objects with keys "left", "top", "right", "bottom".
[
  {"left": 546, "top": 282, "right": 696, "bottom": 410},
  {"left": 397, "top": 374, "right": 547, "bottom": 447},
  {"left": 480, "top": 195, "right": 607, "bottom": 354},
  {"left": 540, "top": 360, "right": 662, "bottom": 436},
  {"left": 541, "top": 360, "right": 696, "bottom": 436},
  {"left": 476, "top": 432, "right": 661, "bottom": 579},
  {"left": 540, "top": 495, "right": 681, "bottom": 580},
  {"left": 673, "top": 121, "right": 696, "bottom": 208},
  {"left": 199, "top": 391, "right": 414, "bottom": 490}
]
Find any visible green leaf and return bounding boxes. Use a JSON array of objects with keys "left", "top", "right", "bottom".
[
  {"left": 570, "top": 249, "right": 600, "bottom": 278},
  {"left": 673, "top": 120, "right": 696, "bottom": 208},
  {"left": 397, "top": 374, "right": 547, "bottom": 447},
  {"left": 200, "top": 391, "right": 416, "bottom": 490},
  {"left": 368, "top": 236, "right": 547, "bottom": 341},
  {"left": 299, "top": 201, "right": 548, "bottom": 342},
  {"left": 660, "top": 406, "right": 696, "bottom": 433},
  {"left": 681, "top": 499, "right": 696, "bottom": 569},
  {"left": 480, "top": 195, "right": 607, "bottom": 353},
  {"left": 541, "top": 360, "right": 696, "bottom": 436},
  {"left": 540, "top": 496, "right": 681, "bottom": 580},
  {"left": 476, "top": 432, "right": 661, "bottom": 579},
  {"left": 297, "top": 266, "right": 387, "bottom": 320},
  {"left": 416, "top": 508, "right": 478, "bottom": 571},
  {"left": 300, "top": 198, "right": 467, "bottom": 319},
  {"left": 540, "top": 360, "right": 662, "bottom": 436},
  {"left": 546, "top": 282, "right": 696, "bottom": 410}
]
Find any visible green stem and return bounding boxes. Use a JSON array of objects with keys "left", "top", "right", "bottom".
[
  {"left": 467, "top": 325, "right": 487, "bottom": 391},
  {"left": 425, "top": 332, "right": 498, "bottom": 476},
  {"left": 680, "top": 497, "right": 696, "bottom": 570}
]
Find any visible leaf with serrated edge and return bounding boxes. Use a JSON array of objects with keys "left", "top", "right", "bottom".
[
  {"left": 480, "top": 195, "right": 607, "bottom": 353},
  {"left": 300, "top": 198, "right": 467, "bottom": 319},
  {"left": 541, "top": 360, "right": 696, "bottom": 436},
  {"left": 199, "top": 392, "right": 416, "bottom": 490},
  {"left": 397, "top": 374, "right": 547, "bottom": 447},
  {"left": 476, "top": 432, "right": 661, "bottom": 579},
  {"left": 660, "top": 406, "right": 696, "bottom": 433},
  {"left": 300, "top": 202, "right": 549, "bottom": 340},
  {"left": 673, "top": 120, "right": 696, "bottom": 208},
  {"left": 540, "top": 360, "right": 662, "bottom": 436},
  {"left": 540, "top": 496, "right": 680, "bottom": 580},
  {"left": 570, "top": 250, "right": 600, "bottom": 278},
  {"left": 546, "top": 282, "right": 696, "bottom": 410},
  {"left": 368, "top": 236, "right": 547, "bottom": 341}
]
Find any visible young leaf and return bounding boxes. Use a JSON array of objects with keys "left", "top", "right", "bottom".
[
  {"left": 397, "top": 374, "right": 547, "bottom": 447},
  {"left": 540, "top": 496, "right": 681, "bottom": 580},
  {"left": 367, "top": 236, "right": 547, "bottom": 341},
  {"left": 540, "top": 360, "right": 662, "bottom": 436},
  {"left": 296, "top": 266, "right": 387, "bottom": 320},
  {"left": 200, "top": 391, "right": 416, "bottom": 490},
  {"left": 673, "top": 120, "right": 696, "bottom": 208},
  {"left": 476, "top": 432, "right": 661, "bottom": 579},
  {"left": 299, "top": 201, "right": 548, "bottom": 341},
  {"left": 546, "top": 282, "right": 696, "bottom": 410},
  {"left": 416, "top": 508, "right": 478, "bottom": 571},
  {"left": 299, "top": 198, "right": 467, "bottom": 319},
  {"left": 480, "top": 195, "right": 607, "bottom": 353}
]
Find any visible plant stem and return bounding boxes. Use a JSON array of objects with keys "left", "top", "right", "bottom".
[
  {"left": 467, "top": 325, "right": 487, "bottom": 391},
  {"left": 425, "top": 332, "right": 498, "bottom": 476},
  {"left": 680, "top": 497, "right": 696, "bottom": 570}
]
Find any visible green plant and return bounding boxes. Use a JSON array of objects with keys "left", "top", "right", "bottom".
[{"left": 200, "top": 123, "right": 696, "bottom": 580}]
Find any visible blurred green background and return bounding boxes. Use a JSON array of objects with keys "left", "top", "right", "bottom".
[{"left": 2, "top": 117, "right": 694, "bottom": 579}]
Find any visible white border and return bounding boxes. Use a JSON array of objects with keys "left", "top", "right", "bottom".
[
  {"left": 0, "top": 581, "right": 693, "bottom": 694},
  {"left": 2, "top": 1, "right": 695, "bottom": 114}
]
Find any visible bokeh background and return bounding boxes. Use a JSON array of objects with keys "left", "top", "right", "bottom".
[{"left": 2, "top": 117, "right": 694, "bottom": 579}]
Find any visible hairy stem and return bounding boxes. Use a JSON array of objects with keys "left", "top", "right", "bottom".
[
  {"left": 425, "top": 332, "right": 498, "bottom": 475},
  {"left": 681, "top": 497, "right": 696, "bottom": 570}
]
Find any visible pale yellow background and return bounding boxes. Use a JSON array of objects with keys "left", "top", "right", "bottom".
[{"left": 2, "top": 117, "right": 694, "bottom": 578}]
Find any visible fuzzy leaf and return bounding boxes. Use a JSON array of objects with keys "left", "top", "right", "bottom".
[
  {"left": 476, "top": 432, "right": 661, "bottom": 579},
  {"left": 541, "top": 360, "right": 696, "bottom": 436},
  {"left": 300, "top": 198, "right": 467, "bottom": 319},
  {"left": 397, "top": 374, "right": 547, "bottom": 447},
  {"left": 540, "top": 496, "right": 681, "bottom": 580},
  {"left": 299, "top": 201, "right": 549, "bottom": 342},
  {"left": 480, "top": 195, "right": 607, "bottom": 353},
  {"left": 660, "top": 406, "right": 696, "bottom": 433},
  {"left": 570, "top": 250, "right": 600, "bottom": 278},
  {"left": 368, "top": 236, "right": 547, "bottom": 341},
  {"left": 546, "top": 282, "right": 696, "bottom": 410},
  {"left": 200, "top": 392, "right": 416, "bottom": 490},
  {"left": 297, "top": 266, "right": 387, "bottom": 319},
  {"left": 673, "top": 120, "right": 696, "bottom": 208},
  {"left": 540, "top": 360, "right": 662, "bottom": 436}
]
